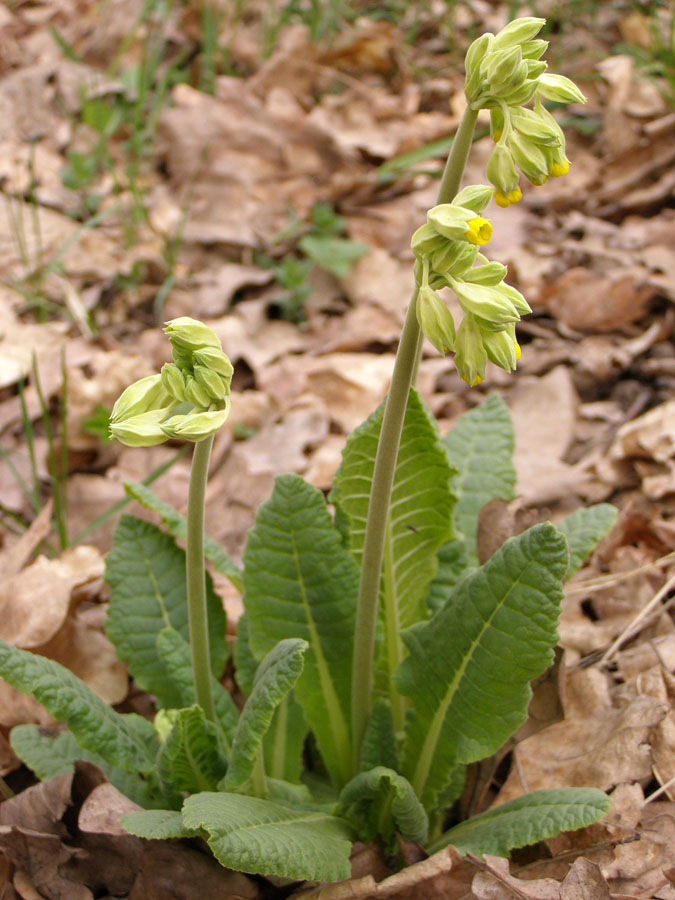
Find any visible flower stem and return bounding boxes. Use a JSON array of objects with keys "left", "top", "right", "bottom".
[
  {"left": 187, "top": 434, "right": 216, "bottom": 722},
  {"left": 350, "top": 105, "right": 479, "bottom": 762}
]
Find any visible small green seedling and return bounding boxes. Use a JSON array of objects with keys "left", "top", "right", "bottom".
[{"left": 2, "top": 18, "right": 613, "bottom": 886}]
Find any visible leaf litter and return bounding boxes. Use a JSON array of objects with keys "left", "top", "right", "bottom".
[{"left": 2, "top": 0, "right": 675, "bottom": 897}]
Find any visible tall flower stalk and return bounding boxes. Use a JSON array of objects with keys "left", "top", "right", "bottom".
[
  {"left": 351, "top": 17, "right": 585, "bottom": 760},
  {"left": 350, "top": 106, "right": 479, "bottom": 758}
]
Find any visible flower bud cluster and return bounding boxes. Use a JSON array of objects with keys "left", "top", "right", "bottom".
[
  {"left": 110, "top": 317, "right": 233, "bottom": 446},
  {"left": 464, "top": 17, "right": 586, "bottom": 206},
  {"left": 411, "top": 186, "right": 530, "bottom": 386}
]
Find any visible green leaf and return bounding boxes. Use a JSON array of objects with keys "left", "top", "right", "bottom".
[
  {"left": 155, "top": 626, "right": 238, "bottom": 755},
  {"left": 105, "top": 516, "right": 226, "bottom": 708},
  {"left": 430, "top": 788, "right": 611, "bottom": 856},
  {"left": 264, "top": 693, "right": 308, "bottom": 783},
  {"left": 339, "top": 766, "right": 428, "bottom": 845},
  {"left": 232, "top": 613, "right": 258, "bottom": 697},
  {"left": 555, "top": 504, "right": 618, "bottom": 578},
  {"left": 426, "top": 539, "right": 469, "bottom": 613},
  {"left": 181, "top": 792, "right": 354, "bottom": 881},
  {"left": 360, "top": 699, "right": 399, "bottom": 773},
  {"left": 442, "top": 393, "right": 516, "bottom": 564},
  {"left": 396, "top": 523, "right": 568, "bottom": 811},
  {"left": 10, "top": 725, "right": 158, "bottom": 808},
  {"left": 298, "top": 234, "right": 368, "bottom": 278},
  {"left": 0, "top": 641, "right": 157, "bottom": 774},
  {"left": 243, "top": 474, "right": 358, "bottom": 788},
  {"left": 121, "top": 808, "right": 201, "bottom": 839},
  {"left": 224, "top": 639, "right": 308, "bottom": 791},
  {"left": 331, "top": 389, "right": 455, "bottom": 727},
  {"left": 157, "top": 705, "right": 226, "bottom": 795},
  {"left": 124, "top": 481, "right": 243, "bottom": 590}
]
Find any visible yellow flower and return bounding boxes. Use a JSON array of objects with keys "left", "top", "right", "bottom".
[
  {"left": 550, "top": 159, "right": 570, "bottom": 177},
  {"left": 466, "top": 217, "right": 493, "bottom": 245}
]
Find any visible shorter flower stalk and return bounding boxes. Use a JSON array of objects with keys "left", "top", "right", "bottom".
[{"left": 110, "top": 318, "right": 233, "bottom": 723}]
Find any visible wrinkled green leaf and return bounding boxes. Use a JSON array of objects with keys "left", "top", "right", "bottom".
[
  {"left": 426, "top": 539, "right": 469, "bottom": 613},
  {"left": 360, "top": 699, "right": 398, "bottom": 773},
  {"left": 105, "top": 516, "right": 226, "bottom": 708},
  {"left": 244, "top": 474, "right": 358, "bottom": 787},
  {"left": 232, "top": 612, "right": 258, "bottom": 697},
  {"left": 157, "top": 705, "right": 226, "bottom": 796},
  {"left": 339, "top": 766, "right": 428, "bottom": 845},
  {"left": 155, "top": 626, "right": 238, "bottom": 755},
  {"left": 124, "top": 481, "right": 243, "bottom": 590},
  {"left": 122, "top": 808, "right": 201, "bottom": 839},
  {"left": 397, "top": 523, "right": 568, "bottom": 811},
  {"left": 331, "top": 389, "right": 455, "bottom": 726},
  {"left": 182, "top": 792, "right": 353, "bottom": 882},
  {"left": 442, "top": 393, "right": 516, "bottom": 563},
  {"left": 224, "top": 639, "right": 307, "bottom": 791},
  {"left": 555, "top": 503, "right": 618, "bottom": 578},
  {"left": 430, "top": 788, "right": 611, "bottom": 856},
  {"left": 0, "top": 641, "right": 157, "bottom": 774},
  {"left": 10, "top": 725, "right": 159, "bottom": 808}
]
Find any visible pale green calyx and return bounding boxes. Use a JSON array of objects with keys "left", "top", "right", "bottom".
[
  {"left": 454, "top": 314, "right": 488, "bottom": 387},
  {"left": 110, "top": 316, "right": 233, "bottom": 447},
  {"left": 416, "top": 282, "right": 456, "bottom": 355}
]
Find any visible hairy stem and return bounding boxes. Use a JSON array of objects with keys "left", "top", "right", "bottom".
[
  {"left": 187, "top": 434, "right": 216, "bottom": 722},
  {"left": 351, "top": 105, "right": 479, "bottom": 762}
]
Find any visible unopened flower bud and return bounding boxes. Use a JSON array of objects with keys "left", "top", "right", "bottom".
[
  {"left": 484, "top": 46, "right": 523, "bottom": 87},
  {"left": 537, "top": 73, "right": 586, "bottom": 104},
  {"left": 193, "top": 347, "right": 234, "bottom": 385},
  {"left": 486, "top": 143, "right": 520, "bottom": 203},
  {"left": 430, "top": 240, "right": 478, "bottom": 279},
  {"left": 454, "top": 315, "right": 487, "bottom": 387},
  {"left": 509, "top": 132, "right": 549, "bottom": 185},
  {"left": 161, "top": 363, "right": 187, "bottom": 402},
  {"left": 492, "top": 16, "right": 545, "bottom": 50},
  {"left": 416, "top": 284, "right": 456, "bottom": 355},
  {"left": 184, "top": 375, "right": 212, "bottom": 409},
  {"left": 161, "top": 404, "right": 231, "bottom": 442},
  {"left": 449, "top": 278, "right": 520, "bottom": 326},
  {"left": 511, "top": 107, "right": 560, "bottom": 146},
  {"left": 164, "top": 317, "right": 221, "bottom": 354},
  {"left": 496, "top": 281, "right": 532, "bottom": 316},
  {"left": 411, "top": 223, "right": 448, "bottom": 258},
  {"left": 463, "top": 261, "right": 508, "bottom": 286},
  {"left": 498, "top": 78, "right": 539, "bottom": 106},
  {"left": 452, "top": 184, "right": 494, "bottom": 214},
  {"left": 109, "top": 407, "right": 173, "bottom": 447},
  {"left": 480, "top": 326, "right": 520, "bottom": 372},
  {"left": 110, "top": 374, "right": 171, "bottom": 425},
  {"left": 525, "top": 59, "right": 547, "bottom": 79},
  {"left": 521, "top": 38, "right": 548, "bottom": 60},
  {"left": 194, "top": 364, "right": 228, "bottom": 401}
]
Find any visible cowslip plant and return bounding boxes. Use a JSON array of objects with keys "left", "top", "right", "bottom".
[{"left": 0, "top": 17, "right": 612, "bottom": 887}]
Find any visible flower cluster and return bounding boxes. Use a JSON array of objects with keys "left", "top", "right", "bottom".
[
  {"left": 412, "top": 186, "right": 530, "bottom": 386},
  {"left": 109, "top": 317, "right": 233, "bottom": 446},
  {"left": 465, "top": 17, "right": 586, "bottom": 206}
]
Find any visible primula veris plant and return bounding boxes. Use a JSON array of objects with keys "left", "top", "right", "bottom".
[{"left": 0, "top": 18, "right": 612, "bottom": 887}]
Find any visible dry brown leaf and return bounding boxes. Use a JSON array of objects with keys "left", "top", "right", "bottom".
[
  {"left": 0, "top": 499, "right": 53, "bottom": 580},
  {"left": 470, "top": 855, "right": 561, "bottom": 900},
  {"left": 0, "top": 546, "right": 103, "bottom": 649},
  {"left": 510, "top": 366, "right": 580, "bottom": 505},
  {"left": 292, "top": 846, "right": 473, "bottom": 900},
  {"left": 560, "top": 857, "right": 613, "bottom": 899},
  {"left": 540, "top": 268, "right": 656, "bottom": 333},
  {"left": 497, "top": 667, "right": 669, "bottom": 803}
]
